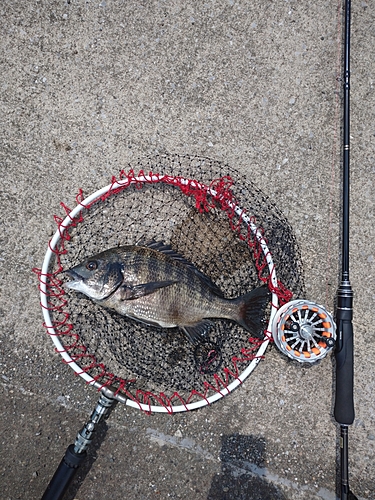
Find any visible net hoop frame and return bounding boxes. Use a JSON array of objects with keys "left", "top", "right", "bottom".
[{"left": 38, "top": 173, "right": 279, "bottom": 413}]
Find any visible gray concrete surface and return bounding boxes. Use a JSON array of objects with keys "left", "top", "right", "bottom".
[{"left": 1, "top": 1, "right": 374, "bottom": 499}]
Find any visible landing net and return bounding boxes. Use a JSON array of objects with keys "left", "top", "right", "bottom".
[{"left": 34, "top": 154, "right": 304, "bottom": 413}]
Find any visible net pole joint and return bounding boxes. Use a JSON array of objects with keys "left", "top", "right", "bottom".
[{"left": 73, "top": 392, "right": 115, "bottom": 455}]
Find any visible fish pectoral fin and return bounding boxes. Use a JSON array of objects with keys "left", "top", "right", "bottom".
[
  {"left": 181, "top": 320, "right": 213, "bottom": 345},
  {"left": 119, "top": 280, "right": 178, "bottom": 300}
]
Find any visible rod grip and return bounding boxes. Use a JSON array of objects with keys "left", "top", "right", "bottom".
[
  {"left": 41, "top": 444, "right": 86, "bottom": 500},
  {"left": 334, "top": 315, "right": 355, "bottom": 425}
]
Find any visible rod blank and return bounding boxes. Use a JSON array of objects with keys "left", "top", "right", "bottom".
[{"left": 333, "top": 1, "right": 357, "bottom": 499}]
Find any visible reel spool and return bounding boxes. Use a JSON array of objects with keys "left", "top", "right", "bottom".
[{"left": 272, "top": 300, "right": 336, "bottom": 364}]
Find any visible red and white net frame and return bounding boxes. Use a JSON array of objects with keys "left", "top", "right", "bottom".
[{"left": 34, "top": 170, "right": 292, "bottom": 414}]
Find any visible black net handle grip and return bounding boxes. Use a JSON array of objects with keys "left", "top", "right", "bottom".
[{"left": 41, "top": 445, "right": 86, "bottom": 500}]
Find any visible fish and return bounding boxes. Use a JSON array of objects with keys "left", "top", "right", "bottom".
[{"left": 64, "top": 241, "right": 270, "bottom": 345}]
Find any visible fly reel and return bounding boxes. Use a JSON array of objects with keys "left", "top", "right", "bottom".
[{"left": 272, "top": 300, "right": 336, "bottom": 364}]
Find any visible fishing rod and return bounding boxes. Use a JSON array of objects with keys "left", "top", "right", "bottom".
[{"left": 333, "top": 1, "right": 357, "bottom": 499}]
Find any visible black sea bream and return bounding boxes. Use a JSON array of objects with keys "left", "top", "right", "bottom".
[{"left": 65, "top": 241, "right": 270, "bottom": 344}]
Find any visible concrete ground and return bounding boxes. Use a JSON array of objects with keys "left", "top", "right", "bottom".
[{"left": 1, "top": 1, "right": 374, "bottom": 499}]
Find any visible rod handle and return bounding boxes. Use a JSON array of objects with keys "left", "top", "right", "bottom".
[
  {"left": 334, "top": 314, "right": 355, "bottom": 425},
  {"left": 41, "top": 444, "right": 86, "bottom": 500}
]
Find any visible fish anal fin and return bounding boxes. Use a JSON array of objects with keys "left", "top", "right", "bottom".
[
  {"left": 119, "top": 280, "right": 177, "bottom": 300},
  {"left": 181, "top": 320, "right": 213, "bottom": 345}
]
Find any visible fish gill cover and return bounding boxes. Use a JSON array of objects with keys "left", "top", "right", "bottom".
[{"left": 34, "top": 154, "right": 305, "bottom": 413}]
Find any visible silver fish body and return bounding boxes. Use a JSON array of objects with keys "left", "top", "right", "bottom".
[{"left": 65, "top": 241, "right": 269, "bottom": 344}]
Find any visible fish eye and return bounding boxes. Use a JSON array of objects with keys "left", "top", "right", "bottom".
[{"left": 86, "top": 260, "right": 98, "bottom": 271}]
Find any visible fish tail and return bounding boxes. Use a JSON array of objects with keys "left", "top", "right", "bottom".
[{"left": 234, "top": 285, "right": 270, "bottom": 338}]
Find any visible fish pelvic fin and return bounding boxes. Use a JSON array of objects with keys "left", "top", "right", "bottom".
[
  {"left": 234, "top": 285, "right": 271, "bottom": 338},
  {"left": 181, "top": 320, "right": 213, "bottom": 345},
  {"left": 119, "top": 280, "right": 178, "bottom": 300}
]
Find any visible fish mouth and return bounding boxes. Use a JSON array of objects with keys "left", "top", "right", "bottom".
[{"left": 64, "top": 269, "right": 84, "bottom": 290}]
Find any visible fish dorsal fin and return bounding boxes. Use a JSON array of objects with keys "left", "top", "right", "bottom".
[
  {"left": 144, "top": 240, "right": 189, "bottom": 262},
  {"left": 144, "top": 240, "right": 224, "bottom": 297}
]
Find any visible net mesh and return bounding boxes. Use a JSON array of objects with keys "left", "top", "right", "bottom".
[{"left": 34, "top": 154, "right": 305, "bottom": 412}]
